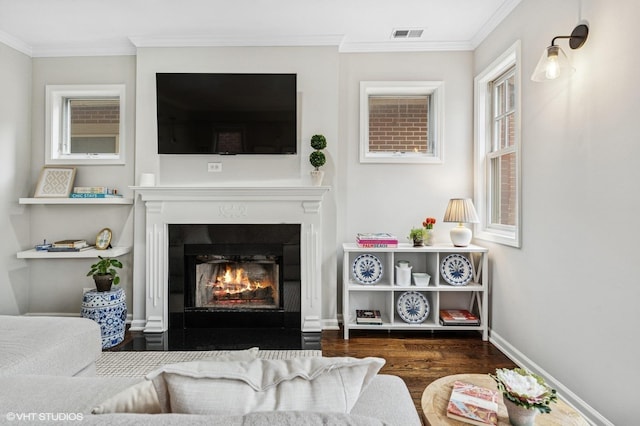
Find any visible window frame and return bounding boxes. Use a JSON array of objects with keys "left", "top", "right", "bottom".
[
  {"left": 474, "top": 41, "right": 522, "bottom": 247},
  {"left": 45, "top": 84, "right": 126, "bottom": 165},
  {"left": 359, "top": 81, "right": 444, "bottom": 164}
]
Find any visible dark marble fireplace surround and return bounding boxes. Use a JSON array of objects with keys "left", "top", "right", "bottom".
[{"left": 168, "top": 224, "right": 301, "bottom": 330}]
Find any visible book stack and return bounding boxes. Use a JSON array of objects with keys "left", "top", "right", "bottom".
[
  {"left": 47, "top": 239, "right": 94, "bottom": 252},
  {"left": 356, "top": 233, "right": 398, "bottom": 248},
  {"left": 70, "top": 186, "right": 122, "bottom": 198},
  {"left": 355, "top": 309, "right": 382, "bottom": 324},
  {"left": 439, "top": 309, "right": 480, "bottom": 326},
  {"left": 446, "top": 381, "right": 498, "bottom": 425}
]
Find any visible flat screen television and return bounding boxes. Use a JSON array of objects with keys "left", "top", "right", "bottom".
[{"left": 156, "top": 73, "right": 297, "bottom": 154}]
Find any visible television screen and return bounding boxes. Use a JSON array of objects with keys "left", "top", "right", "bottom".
[{"left": 156, "top": 73, "right": 297, "bottom": 154}]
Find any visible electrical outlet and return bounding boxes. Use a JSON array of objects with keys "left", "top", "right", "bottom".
[{"left": 208, "top": 162, "right": 222, "bottom": 172}]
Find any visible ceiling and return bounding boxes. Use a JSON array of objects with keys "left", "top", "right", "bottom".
[{"left": 0, "top": 0, "right": 521, "bottom": 57}]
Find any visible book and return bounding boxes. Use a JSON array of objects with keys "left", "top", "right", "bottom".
[
  {"left": 47, "top": 245, "right": 95, "bottom": 252},
  {"left": 356, "top": 233, "right": 398, "bottom": 243},
  {"left": 70, "top": 193, "right": 123, "bottom": 198},
  {"left": 72, "top": 186, "right": 118, "bottom": 194},
  {"left": 355, "top": 309, "right": 383, "bottom": 324},
  {"left": 357, "top": 242, "right": 398, "bottom": 248},
  {"left": 439, "top": 309, "right": 480, "bottom": 325},
  {"left": 446, "top": 381, "right": 498, "bottom": 426},
  {"left": 52, "top": 239, "right": 87, "bottom": 249}
]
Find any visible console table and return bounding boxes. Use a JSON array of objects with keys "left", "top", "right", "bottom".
[
  {"left": 81, "top": 287, "right": 127, "bottom": 349},
  {"left": 421, "top": 373, "right": 588, "bottom": 425}
]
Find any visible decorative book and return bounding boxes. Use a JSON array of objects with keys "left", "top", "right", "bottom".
[
  {"left": 446, "top": 381, "right": 498, "bottom": 426},
  {"left": 439, "top": 309, "right": 480, "bottom": 325},
  {"left": 356, "top": 233, "right": 398, "bottom": 248},
  {"left": 52, "top": 239, "right": 88, "bottom": 249},
  {"left": 355, "top": 309, "right": 382, "bottom": 324}
]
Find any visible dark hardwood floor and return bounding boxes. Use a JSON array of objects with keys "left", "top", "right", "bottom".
[
  {"left": 110, "top": 327, "right": 516, "bottom": 417},
  {"left": 322, "top": 329, "right": 516, "bottom": 415}
]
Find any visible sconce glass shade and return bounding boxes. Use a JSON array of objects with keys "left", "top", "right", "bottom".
[
  {"left": 443, "top": 198, "right": 479, "bottom": 247},
  {"left": 531, "top": 45, "right": 575, "bottom": 82}
]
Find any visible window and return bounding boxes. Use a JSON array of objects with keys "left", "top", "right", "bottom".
[
  {"left": 45, "top": 84, "right": 125, "bottom": 165},
  {"left": 360, "top": 81, "right": 444, "bottom": 163},
  {"left": 474, "top": 41, "right": 521, "bottom": 247}
]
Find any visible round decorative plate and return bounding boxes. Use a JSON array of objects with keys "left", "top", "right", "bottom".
[
  {"left": 396, "top": 291, "right": 429, "bottom": 324},
  {"left": 441, "top": 254, "right": 473, "bottom": 286},
  {"left": 352, "top": 254, "right": 383, "bottom": 285}
]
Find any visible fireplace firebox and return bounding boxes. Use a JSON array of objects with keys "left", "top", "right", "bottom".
[{"left": 168, "top": 224, "right": 301, "bottom": 330}]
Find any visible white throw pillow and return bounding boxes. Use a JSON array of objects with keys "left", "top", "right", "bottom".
[
  {"left": 147, "top": 356, "right": 385, "bottom": 415},
  {"left": 92, "top": 347, "right": 259, "bottom": 414}
]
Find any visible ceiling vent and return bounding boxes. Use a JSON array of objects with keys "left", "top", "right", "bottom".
[{"left": 392, "top": 29, "right": 424, "bottom": 39}]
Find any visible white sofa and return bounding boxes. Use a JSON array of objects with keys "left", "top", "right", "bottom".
[
  {"left": 0, "top": 315, "right": 422, "bottom": 425},
  {"left": 0, "top": 373, "right": 421, "bottom": 425},
  {"left": 0, "top": 315, "right": 102, "bottom": 377}
]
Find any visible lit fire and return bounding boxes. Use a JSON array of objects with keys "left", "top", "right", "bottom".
[{"left": 206, "top": 264, "right": 271, "bottom": 299}]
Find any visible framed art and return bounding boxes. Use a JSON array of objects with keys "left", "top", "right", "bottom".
[
  {"left": 95, "top": 228, "right": 112, "bottom": 250},
  {"left": 33, "top": 166, "right": 76, "bottom": 197}
]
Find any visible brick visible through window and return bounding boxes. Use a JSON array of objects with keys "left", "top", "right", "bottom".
[{"left": 368, "top": 96, "right": 429, "bottom": 153}]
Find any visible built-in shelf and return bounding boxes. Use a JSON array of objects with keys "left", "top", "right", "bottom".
[
  {"left": 17, "top": 246, "right": 132, "bottom": 259},
  {"left": 19, "top": 197, "right": 133, "bottom": 205}
]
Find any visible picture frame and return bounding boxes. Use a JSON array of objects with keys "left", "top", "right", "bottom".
[
  {"left": 33, "top": 166, "right": 77, "bottom": 198},
  {"left": 95, "top": 228, "right": 112, "bottom": 250}
]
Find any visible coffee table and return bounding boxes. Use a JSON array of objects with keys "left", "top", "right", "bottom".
[{"left": 421, "top": 373, "right": 588, "bottom": 425}]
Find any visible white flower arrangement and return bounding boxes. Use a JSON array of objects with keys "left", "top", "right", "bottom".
[{"left": 490, "top": 368, "right": 558, "bottom": 413}]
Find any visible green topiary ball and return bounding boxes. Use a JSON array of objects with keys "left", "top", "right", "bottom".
[
  {"left": 310, "top": 134, "right": 327, "bottom": 150},
  {"left": 309, "top": 151, "right": 326, "bottom": 169}
]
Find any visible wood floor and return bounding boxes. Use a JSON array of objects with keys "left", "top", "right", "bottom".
[
  {"left": 321, "top": 329, "right": 517, "bottom": 418},
  {"left": 114, "top": 327, "right": 516, "bottom": 419}
]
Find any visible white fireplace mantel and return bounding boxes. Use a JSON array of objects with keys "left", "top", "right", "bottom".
[{"left": 132, "top": 184, "right": 330, "bottom": 333}]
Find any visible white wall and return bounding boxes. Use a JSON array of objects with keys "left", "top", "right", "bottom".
[
  {"left": 336, "top": 50, "right": 475, "bottom": 314},
  {"left": 0, "top": 43, "right": 32, "bottom": 314},
  {"left": 474, "top": 0, "right": 639, "bottom": 424},
  {"left": 26, "top": 56, "right": 136, "bottom": 315}
]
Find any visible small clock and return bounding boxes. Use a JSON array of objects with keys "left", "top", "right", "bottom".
[{"left": 95, "top": 228, "right": 112, "bottom": 250}]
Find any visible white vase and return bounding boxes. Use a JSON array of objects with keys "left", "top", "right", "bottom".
[
  {"left": 424, "top": 229, "right": 434, "bottom": 246},
  {"left": 504, "top": 398, "right": 538, "bottom": 426},
  {"left": 310, "top": 170, "right": 324, "bottom": 186}
]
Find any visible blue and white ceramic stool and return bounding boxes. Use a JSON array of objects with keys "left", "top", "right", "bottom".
[{"left": 81, "top": 287, "right": 127, "bottom": 349}]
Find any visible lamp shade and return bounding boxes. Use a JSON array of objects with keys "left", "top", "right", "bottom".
[
  {"left": 531, "top": 45, "right": 574, "bottom": 82},
  {"left": 443, "top": 198, "right": 479, "bottom": 247},
  {"left": 443, "top": 198, "right": 479, "bottom": 224}
]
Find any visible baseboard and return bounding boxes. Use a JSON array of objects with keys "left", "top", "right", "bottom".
[
  {"left": 490, "top": 330, "right": 612, "bottom": 426},
  {"left": 322, "top": 317, "right": 340, "bottom": 330}
]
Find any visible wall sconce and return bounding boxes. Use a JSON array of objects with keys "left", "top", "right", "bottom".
[{"left": 531, "top": 24, "right": 589, "bottom": 82}]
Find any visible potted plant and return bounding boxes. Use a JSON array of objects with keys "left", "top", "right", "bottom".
[
  {"left": 87, "top": 256, "right": 123, "bottom": 292},
  {"left": 408, "top": 227, "right": 428, "bottom": 247},
  {"left": 309, "top": 134, "right": 326, "bottom": 186},
  {"left": 491, "top": 368, "right": 557, "bottom": 425},
  {"left": 408, "top": 217, "right": 436, "bottom": 247}
]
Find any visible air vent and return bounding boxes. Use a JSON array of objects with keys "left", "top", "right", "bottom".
[{"left": 392, "top": 29, "right": 424, "bottom": 39}]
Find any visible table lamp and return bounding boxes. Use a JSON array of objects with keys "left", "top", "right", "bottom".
[{"left": 443, "top": 198, "right": 479, "bottom": 247}]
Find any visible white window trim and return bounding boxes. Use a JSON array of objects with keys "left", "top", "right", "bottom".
[
  {"left": 45, "top": 84, "right": 126, "bottom": 165},
  {"left": 359, "top": 81, "right": 444, "bottom": 164},
  {"left": 474, "top": 41, "right": 522, "bottom": 247}
]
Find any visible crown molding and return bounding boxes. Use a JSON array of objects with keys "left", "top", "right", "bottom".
[
  {"left": 31, "top": 44, "right": 136, "bottom": 58},
  {"left": 129, "top": 34, "right": 344, "bottom": 48},
  {"left": 470, "top": 0, "right": 523, "bottom": 48},
  {"left": 0, "top": 29, "right": 32, "bottom": 57},
  {"left": 339, "top": 40, "right": 474, "bottom": 53}
]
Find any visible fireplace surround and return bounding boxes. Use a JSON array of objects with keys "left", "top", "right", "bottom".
[
  {"left": 169, "top": 223, "right": 301, "bottom": 330},
  {"left": 131, "top": 185, "right": 329, "bottom": 335}
]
